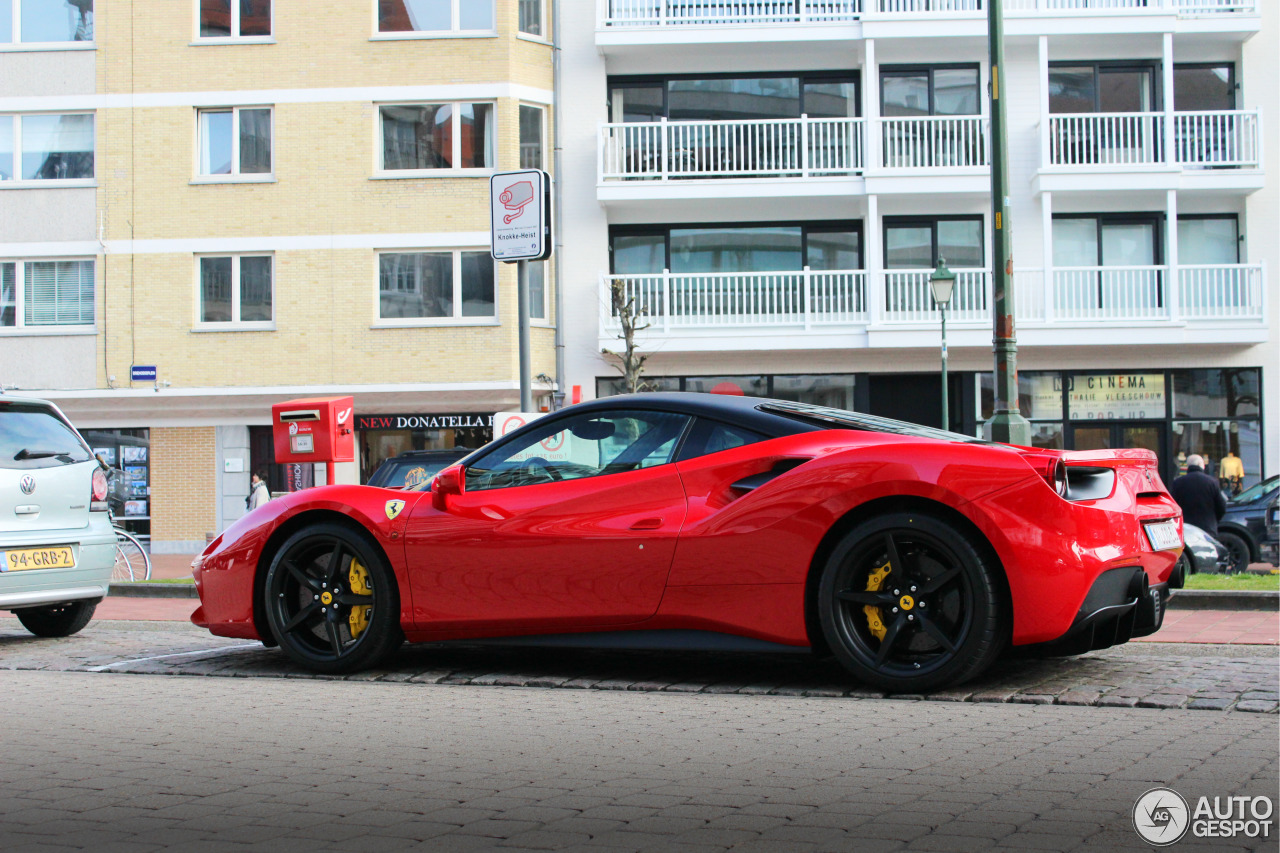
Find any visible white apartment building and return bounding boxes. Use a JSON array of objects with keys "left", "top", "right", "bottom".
[{"left": 558, "top": 0, "right": 1277, "bottom": 491}]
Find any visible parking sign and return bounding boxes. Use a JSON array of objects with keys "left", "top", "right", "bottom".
[{"left": 490, "top": 169, "right": 551, "bottom": 262}]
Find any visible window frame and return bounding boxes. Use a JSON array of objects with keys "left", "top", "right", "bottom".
[
  {"left": 374, "top": 248, "right": 498, "bottom": 327},
  {"left": 375, "top": 102, "right": 496, "bottom": 178},
  {"left": 1047, "top": 60, "right": 1162, "bottom": 114},
  {"left": 607, "top": 71, "right": 862, "bottom": 122},
  {"left": 2, "top": 0, "right": 95, "bottom": 48},
  {"left": 1050, "top": 212, "right": 1164, "bottom": 267},
  {"left": 372, "top": 0, "right": 497, "bottom": 40},
  {"left": 517, "top": 0, "right": 547, "bottom": 40},
  {"left": 194, "top": 253, "right": 275, "bottom": 330},
  {"left": 1176, "top": 213, "right": 1240, "bottom": 265},
  {"left": 608, "top": 220, "right": 864, "bottom": 274},
  {"left": 882, "top": 215, "right": 985, "bottom": 270},
  {"left": 518, "top": 103, "right": 545, "bottom": 171},
  {"left": 193, "top": 105, "right": 274, "bottom": 182},
  {"left": 0, "top": 257, "right": 96, "bottom": 333},
  {"left": 0, "top": 112, "right": 96, "bottom": 186},
  {"left": 879, "top": 63, "right": 983, "bottom": 118},
  {"left": 192, "top": 0, "right": 273, "bottom": 43}
]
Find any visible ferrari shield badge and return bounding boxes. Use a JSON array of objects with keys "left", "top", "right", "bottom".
[{"left": 384, "top": 499, "right": 406, "bottom": 520}]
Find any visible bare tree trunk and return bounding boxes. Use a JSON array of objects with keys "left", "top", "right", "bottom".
[{"left": 602, "top": 279, "right": 651, "bottom": 394}]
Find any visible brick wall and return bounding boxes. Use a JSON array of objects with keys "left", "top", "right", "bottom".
[{"left": 150, "top": 427, "right": 217, "bottom": 547}]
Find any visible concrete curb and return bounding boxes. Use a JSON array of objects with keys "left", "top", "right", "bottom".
[
  {"left": 1169, "top": 590, "right": 1278, "bottom": 611},
  {"left": 109, "top": 583, "right": 198, "bottom": 599}
]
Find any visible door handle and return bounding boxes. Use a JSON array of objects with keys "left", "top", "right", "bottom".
[{"left": 629, "top": 517, "right": 662, "bottom": 530}]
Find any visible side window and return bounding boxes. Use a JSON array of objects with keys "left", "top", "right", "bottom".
[
  {"left": 680, "top": 419, "right": 767, "bottom": 461},
  {"left": 466, "top": 410, "right": 691, "bottom": 491}
]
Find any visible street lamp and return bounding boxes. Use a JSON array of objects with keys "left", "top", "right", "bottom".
[{"left": 930, "top": 258, "right": 956, "bottom": 432}]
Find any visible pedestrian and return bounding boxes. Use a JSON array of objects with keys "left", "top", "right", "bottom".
[
  {"left": 1169, "top": 453, "right": 1226, "bottom": 539},
  {"left": 247, "top": 470, "right": 271, "bottom": 511}
]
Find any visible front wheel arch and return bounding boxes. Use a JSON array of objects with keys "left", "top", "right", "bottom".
[
  {"left": 253, "top": 509, "right": 401, "bottom": 646},
  {"left": 805, "top": 496, "right": 1012, "bottom": 658}
]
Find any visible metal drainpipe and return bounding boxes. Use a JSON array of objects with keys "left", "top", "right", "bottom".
[{"left": 551, "top": 0, "right": 566, "bottom": 410}]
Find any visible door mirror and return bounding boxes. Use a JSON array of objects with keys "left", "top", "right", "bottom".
[{"left": 431, "top": 464, "right": 464, "bottom": 511}]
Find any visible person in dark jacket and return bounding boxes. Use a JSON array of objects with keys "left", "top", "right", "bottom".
[{"left": 1169, "top": 454, "right": 1226, "bottom": 538}]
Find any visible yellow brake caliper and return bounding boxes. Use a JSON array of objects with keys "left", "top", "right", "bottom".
[
  {"left": 863, "top": 559, "right": 891, "bottom": 641},
  {"left": 347, "top": 558, "right": 373, "bottom": 638}
]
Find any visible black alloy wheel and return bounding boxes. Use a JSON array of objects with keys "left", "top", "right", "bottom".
[
  {"left": 818, "top": 513, "right": 1005, "bottom": 692},
  {"left": 264, "top": 523, "right": 402, "bottom": 673},
  {"left": 16, "top": 599, "right": 97, "bottom": 637},
  {"left": 1217, "top": 530, "right": 1251, "bottom": 574}
]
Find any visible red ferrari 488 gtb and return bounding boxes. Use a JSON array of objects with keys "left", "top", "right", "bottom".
[{"left": 193, "top": 393, "right": 1183, "bottom": 692}]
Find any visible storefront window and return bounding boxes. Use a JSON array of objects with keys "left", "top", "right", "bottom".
[
  {"left": 772, "top": 374, "right": 855, "bottom": 410},
  {"left": 596, "top": 376, "right": 681, "bottom": 397},
  {"left": 1066, "top": 373, "right": 1164, "bottom": 421},
  {"left": 1172, "top": 419, "right": 1262, "bottom": 494},
  {"left": 80, "top": 428, "right": 150, "bottom": 540},
  {"left": 685, "top": 375, "right": 768, "bottom": 396},
  {"left": 596, "top": 374, "right": 856, "bottom": 409},
  {"left": 979, "top": 371, "right": 1061, "bottom": 421},
  {"left": 353, "top": 413, "right": 493, "bottom": 484},
  {"left": 1172, "top": 368, "right": 1260, "bottom": 419}
]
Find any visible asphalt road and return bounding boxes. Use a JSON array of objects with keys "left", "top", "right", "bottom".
[{"left": 1, "top": 622, "right": 1277, "bottom": 852}]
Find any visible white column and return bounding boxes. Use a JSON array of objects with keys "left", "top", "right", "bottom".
[
  {"left": 1038, "top": 36, "right": 1050, "bottom": 169},
  {"left": 1162, "top": 33, "right": 1176, "bottom": 166},
  {"left": 1042, "top": 191, "right": 1054, "bottom": 323},
  {"left": 865, "top": 39, "right": 880, "bottom": 175},
  {"left": 1166, "top": 189, "right": 1180, "bottom": 322},
  {"left": 867, "top": 193, "right": 883, "bottom": 328}
]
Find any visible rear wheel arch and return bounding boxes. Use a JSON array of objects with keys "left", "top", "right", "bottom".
[
  {"left": 253, "top": 509, "right": 399, "bottom": 645},
  {"left": 804, "top": 495, "right": 1012, "bottom": 655}
]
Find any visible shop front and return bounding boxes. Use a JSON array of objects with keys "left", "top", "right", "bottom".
[
  {"left": 81, "top": 428, "right": 151, "bottom": 542},
  {"left": 354, "top": 412, "right": 494, "bottom": 484}
]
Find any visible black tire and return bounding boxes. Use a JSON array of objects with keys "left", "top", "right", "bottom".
[
  {"left": 16, "top": 599, "right": 97, "bottom": 637},
  {"left": 264, "top": 523, "right": 403, "bottom": 674},
  {"left": 1217, "top": 530, "right": 1251, "bottom": 574},
  {"left": 818, "top": 512, "right": 1006, "bottom": 692}
]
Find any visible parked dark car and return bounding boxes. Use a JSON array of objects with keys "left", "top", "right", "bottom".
[
  {"left": 365, "top": 448, "right": 470, "bottom": 490},
  {"left": 1262, "top": 497, "right": 1278, "bottom": 567},
  {"left": 1218, "top": 475, "right": 1279, "bottom": 572},
  {"left": 1179, "top": 523, "right": 1230, "bottom": 578}
]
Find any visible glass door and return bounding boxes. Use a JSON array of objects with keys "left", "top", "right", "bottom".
[{"left": 1069, "top": 421, "right": 1169, "bottom": 482}]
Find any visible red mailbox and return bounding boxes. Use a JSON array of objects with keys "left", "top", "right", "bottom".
[{"left": 271, "top": 396, "right": 355, "bottom": 485}]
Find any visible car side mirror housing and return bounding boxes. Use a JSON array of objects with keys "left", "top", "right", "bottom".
[{"left": 432, "top": 464, "right": 464, "bottom": 511}]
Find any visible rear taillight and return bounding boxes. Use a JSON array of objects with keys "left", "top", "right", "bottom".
[{"left": 91, "top": 467, "right": 109, "bottom": 510}]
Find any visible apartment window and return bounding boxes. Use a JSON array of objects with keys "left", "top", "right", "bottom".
[
  {"left": 609, "top": 73, "right": 860, "bottom": 122},
  {"left": 198, "top": 107, "right": 271, "bottom": 177},
  {"left": 1053, "top": 214, "right": 1161, "bottom": 268},
  {"left": 379, "top": 104, "right": 493, "bottom": 173},
  {"left": 1174, "top": 64, "right": 1234, "bottom": 112},
  {"left": 518, "top": 0, "right": 543, "bottom": 37},
  {"left": 1, "top": 259, "right": 94, "bottom": 328},
  {"left": 881, "top": 66, "right": 981, "bottom": 117},
  {"left": 1178, "top": 215, "right": 1238, "bottom": 264},
  {"left": 199, "top": 0, "right": 270, "bottom": 38},
  {"left": 884, "top": 217, "right": 983, "bottom": 269},
  {"left": 198, "top": 255, "right": 273, "bottom": 325},
  {"left": 378, "top": 251, "right": 495, "bottom": 321},
  {"left": 610, "top": 223, "right": 862, "bottom": 274},
  {"left": 519, "top": 105, "right": 544, "bottom": 170},
  {"left": 0, "top": 113, "right": 94, "bottom": 182},
  {"left": 377, "top": 0, "right": 494, "bottom": 34},
  {"left": 1, "top": 0, "right": 93, "bottom": 43},
  {"left": 1049, "top": 63, "right": 1157, "bottom": 114},
  {"left": 528, "top": 261, "right": 546, "bottom": 320}
]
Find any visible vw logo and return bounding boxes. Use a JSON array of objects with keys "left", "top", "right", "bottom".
[{"left": 20, "top": 475, "right": 36, "bottom": 495}]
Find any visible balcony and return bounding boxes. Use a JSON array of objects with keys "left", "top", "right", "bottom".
[
  {"left": 598, "top": 115, "right": 988, "bottom": 211},
  {"left": 1038, "top": 110, "right": 1263, "bottom": 194},
  {"left": 599, "top": 262, "right": 1266, "bottom": 351}
]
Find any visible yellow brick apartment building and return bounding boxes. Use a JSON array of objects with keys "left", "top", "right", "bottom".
[{"left": 1, "top": 0, "right": 556, "bottom": 551}]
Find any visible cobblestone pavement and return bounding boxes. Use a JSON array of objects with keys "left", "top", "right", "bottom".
[
  {"left": 0, "top": 669, "right": 1275, "bottom": 853},
  {"left": 2, "top": 619, "right": 1276, "bottom": 714}
]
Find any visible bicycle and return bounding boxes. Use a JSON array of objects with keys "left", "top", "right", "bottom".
[{"left": 110, "top": 514, "right": 152, "bottom": 582}]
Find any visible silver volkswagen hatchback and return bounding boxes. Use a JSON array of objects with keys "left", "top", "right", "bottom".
[{"left": 1, "top": 394, "right": 116, "bottom": 636}]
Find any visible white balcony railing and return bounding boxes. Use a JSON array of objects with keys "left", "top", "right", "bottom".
[
  {"left": 602, "top": 269, "right": 868, "bottom": 331},
  {"left": 1054, "top": 266, "right": 1167, "bottom": 320},
  {"left": 600, "top": 117, "right": 865, "bottom": 180},
  {"left": 1049, "top": 113, "right": 1163, "bottom": 167},
  {"left": 883, "top": 269, "right": 990, "bottom": 322},
  {"left": 1179, "top": 264, "right": 1265, "bottom": 319},
  {"left": 599, "top": 0, "right": 1255, "bottom": 27},
  {"left": 601, "top": 264, "right": 1264, "bottom": 340},
  {"left": 881, "top": 116, "right": 987, "bottom": 170},
  {"left": 1174, "top": 110, "right": 1261, "bottom": 168}
]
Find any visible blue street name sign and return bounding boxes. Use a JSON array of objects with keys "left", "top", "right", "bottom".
[{"left": 131, "top": 365, "right": 158, "bottom": 382}]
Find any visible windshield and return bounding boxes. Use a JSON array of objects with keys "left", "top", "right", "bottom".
[
  {"left": 757, "top": 400, "right": 990, "bottom": 445},
  {"left": 0, "top": 402, "right": 94, "bottom": 470},
  {"left": 1230, "top": 475, "right": 1278, "bottom": 505}
]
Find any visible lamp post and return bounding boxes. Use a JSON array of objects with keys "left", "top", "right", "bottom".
[{"left": 930, "top": 258, "right": 956, "bottom": 432}]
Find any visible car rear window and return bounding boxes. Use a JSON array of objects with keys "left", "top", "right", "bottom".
[{"left": 0, "top": 402, "right": 94, "bottom": 469}]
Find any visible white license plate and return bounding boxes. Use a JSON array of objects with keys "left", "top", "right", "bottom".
[{"left": 1144, "top": 519, "right": 1181, "bottom": 551}]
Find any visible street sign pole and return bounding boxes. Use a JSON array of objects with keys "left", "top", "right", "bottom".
[
  {"left": 518, "top": 259, "right": 533, "bottom": 412},
  {"left": 984, "top": 0, "right": 1031, "bottom": 446}
]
